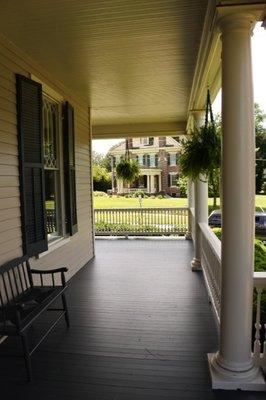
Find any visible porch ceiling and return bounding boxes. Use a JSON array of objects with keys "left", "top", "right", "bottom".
[{"left": 0, "top": 0, "right": 209, "bottom": 137}]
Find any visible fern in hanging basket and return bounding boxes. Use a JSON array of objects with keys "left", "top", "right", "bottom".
[
  {"left": 116, "top": 158, "right": 140, "bottom": 183},
  {"left": 179, "top": 90, "right": 221, "bottom": 181}
]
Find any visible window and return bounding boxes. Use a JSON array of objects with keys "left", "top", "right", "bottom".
[
  {"left": 140, "top": 137, "right": 149, "bottom": 146},
  {"left": 16, "top": 74, "right": 78, "bottom": 256},
  {"left": 168, "top": 153, "right": 177, "bottom": 166},
  {"left": 43, "top": 96, "right": 62, "bottom": 241},
  {"left": 143, "top": 154, "right": 150, "bottom": 167},
  {"left": 150, "top": 154, "right": 155, "bottom": 167},
  {"left": 169, "top": 173, "right": 179, "bottom": 187},
  {"left": 138, "top": 154, "right": 143, "bottom": 165}
]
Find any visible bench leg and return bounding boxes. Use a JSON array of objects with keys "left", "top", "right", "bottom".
[
  {"left": 61, "top": 293, "right": 70, "bottom": 327},
  {"left": 21, "top": 332, "right": 32, "bottom": 382}
]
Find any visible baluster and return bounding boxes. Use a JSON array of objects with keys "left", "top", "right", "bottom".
[{"left": 253, "top": 287, "right": 262, "bottom": 360}]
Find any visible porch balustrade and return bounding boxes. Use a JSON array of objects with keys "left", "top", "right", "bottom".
[
  {"left": 192, "top": 216, "right": 266, "bottom": 374},
  {"left": 94, "top": 207, "right": 188, "bottom": 236}
]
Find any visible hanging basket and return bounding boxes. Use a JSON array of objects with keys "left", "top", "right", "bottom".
[
  {"left": 116, "top": 139, "right": 140, "bottom": 183},
  {"left": 179, "top": 90, "right": 221, "bottom": 181},
  {"left": 116, "top": 158, "right": 140, "bottom": 183}
]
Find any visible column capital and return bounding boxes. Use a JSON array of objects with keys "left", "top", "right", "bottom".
[{"left": 216, "top": 4, "right": 265, "bottom": 34}]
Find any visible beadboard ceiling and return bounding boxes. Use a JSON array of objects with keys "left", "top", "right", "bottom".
[{"left": 0, "top": 0, "right": 209, "bottom": 132}]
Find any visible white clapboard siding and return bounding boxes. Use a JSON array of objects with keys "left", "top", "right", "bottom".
[{"left": 0, "top": 36, "right": 94, "bottom": 278}]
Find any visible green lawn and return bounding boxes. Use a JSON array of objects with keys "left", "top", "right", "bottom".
[{"left": 94, "top": 194, "right": 266, "bottom": 210}]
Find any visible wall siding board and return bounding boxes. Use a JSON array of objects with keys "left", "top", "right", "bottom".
[{"left": 0, "top": 40, "right": 94, "bottom": 273}]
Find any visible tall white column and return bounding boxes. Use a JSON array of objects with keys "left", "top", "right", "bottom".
[
  {"left": 191, "top": 111, "right": 208, "bottom": 270},
  {"left": 150, "top": 175, "right": 155, "bottom": 193},
  {"left": 158, "top": 174, "right": 162, "bottom": 191},
  {"left": 208, "top": 11, "right": 265, "bottom": 390},
  {"left": 117, "top": 179, "right": 124, "bottom": 194},
  {"left": 186, "top": 179, "right": 194, "bottom": 240},
  {"left": 146, "top": 175, "right": 150, "bottom": 193}
]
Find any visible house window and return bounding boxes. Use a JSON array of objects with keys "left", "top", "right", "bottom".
[
  {"left": 138, "top": 154, "right": 143, "bottom": 165},
  {"left": 150, "top": 154, "right": 155, "bottom": 167},
  {"left": 169, "top": 173, "right": 179, "bottom": 187},
  {"left": 168, "top": 153, "right": 177, "bottom": 166},
  {"left": 43, "top": 96, "right": 62, "bottom": 240},
  {"left": 143, "top": 154, "right": 150, "bottom": 167},
  {"left": 140, "top": 137, "right": 149, "bottom": 146}
]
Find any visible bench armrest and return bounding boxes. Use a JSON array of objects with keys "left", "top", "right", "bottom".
[{"left": 30, "top": 267, "right": 68, "bottom": 274}]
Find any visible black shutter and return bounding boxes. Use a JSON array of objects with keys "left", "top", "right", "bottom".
[
  {"left": 168, "top": 174, "right": 171, "bottom": 187},
  {"left": 16, "top": 74, "right": 48, "bottom": 256},
  {"left": 167, "top": 153, "right": 170, "bottom": 165},
  {"left": 63, "top": 102, "right": 78, "bottom": 236},
  {"left": 149, "top": 137, "right": 154, "bottom": 146}
]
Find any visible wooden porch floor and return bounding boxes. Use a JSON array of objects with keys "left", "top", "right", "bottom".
[{"left": 0, "top": 239, "right": 265, "bottom": 400}]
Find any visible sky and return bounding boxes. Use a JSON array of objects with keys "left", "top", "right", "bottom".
[{"left": 93, "top": 23, "right": 266, "bottom": 155}]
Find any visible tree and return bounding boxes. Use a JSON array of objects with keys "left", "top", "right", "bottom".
[
  {"left": 92, "top": 165, "right": 111, "bottom": 192},
  {"left": 92, "top": 151, "right": 112, "bottom": 192}
]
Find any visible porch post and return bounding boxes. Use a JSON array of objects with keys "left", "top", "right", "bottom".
[
  {"left": 191, "top": 111, "right": 208, "bottom": 270},
  {"left": 147, "top": 175, "right": 150, "bottom": 193},
  {"left": 158, "top": 174, "right": 162, "bottom": 191},
  {"left": 208, "top": 11, "right": 266, "bottom": 390},
  {"left": 185, "top": 179, "right": 194, "bottom": 240},
  {"left": 150, "top": 175, "right": 155, "bottom": 193}
]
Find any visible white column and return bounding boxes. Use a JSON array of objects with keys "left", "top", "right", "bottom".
[
  {"left": 158, "top": 174, "right": 162, "bottom": 191},
  {"left": 150, "top": 175, "right": 155, "bottom": 193},
  {"left": 191, "top": 111, "right": 208, "bottom": 270},
  {"left": 208, "top": 11, "right": 265, "bottom": 390},
  {"left": 146, "top": 175, "right": 150, "bottom": 193},
  {"left": 185, "top": 179, "right": 194, "bottom": 240},
  {"left": 117, "top": 179, "right": 124, "bottom": 194}
]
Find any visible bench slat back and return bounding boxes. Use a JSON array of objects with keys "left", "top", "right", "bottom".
[{"left": 0, "top": 256, "right": 32, "bottom": 307}]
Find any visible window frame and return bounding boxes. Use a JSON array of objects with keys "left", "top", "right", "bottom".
[
  {"left": 169, "top": 173, "right": 179, "bottom": 187},
  {"left": 42, "top": 93, "right": 65, "bottom": 242}
]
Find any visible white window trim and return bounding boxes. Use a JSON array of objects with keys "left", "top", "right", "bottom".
[
  {"left": 169, "top": 172, "right": 179, "bottom": 187},
  {"left": 37, "top": 237, "right": 70, "bottom": 259},
  {"left": 31, "top": 74, "right": 67, "bottom": 247}
]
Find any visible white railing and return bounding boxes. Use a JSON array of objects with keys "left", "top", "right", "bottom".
[
  {"left": 199, "top": 222, "right": 221, "bottom": 324},
  {"left": 95, "top": 207, "right": 188, "bottom": 236},
  {"left": 196, "top": 219, "right": 266, "bottom": 371},
  {"left": 253, "top": 272, "right": 266, "bottom": 371}
]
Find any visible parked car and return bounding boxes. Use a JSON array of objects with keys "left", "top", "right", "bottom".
[{"left": 208, "top": 209, "right": 266, "bottom": 237}]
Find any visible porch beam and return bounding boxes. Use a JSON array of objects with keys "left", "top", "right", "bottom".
[
  {"left": 208, "top": 6, "right": 266, "bottom": 391},
  {"left": 92, "top": 121, "right": 187, "bottom": 139}
]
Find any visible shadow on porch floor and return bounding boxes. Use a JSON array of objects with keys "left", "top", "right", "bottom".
[{"left": 0, "top": 239, "right": 264, "bottom": 400}]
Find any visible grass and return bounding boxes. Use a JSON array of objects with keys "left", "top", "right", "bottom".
[{"left": 94, "top": 194, "right": 266, "bottom": 210}]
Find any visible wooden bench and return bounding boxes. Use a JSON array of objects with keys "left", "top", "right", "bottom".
[{"left": 0, "top": 255, "right": 70, "bottom": 381}]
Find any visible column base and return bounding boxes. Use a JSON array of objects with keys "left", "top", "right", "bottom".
[
  {"left": 185, "top": 231, "right": 192, "bottom": 240},
  {"left": 191, "top": 258, "right": 202, "bottom": 271},
  {"left": 207, "top": 353, "right": 266, "bottom": 391}
]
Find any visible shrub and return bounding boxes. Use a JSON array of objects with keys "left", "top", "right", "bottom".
[
  {"left": 133, "top": 190, "right": 147, "bottom": 198},
  {"left": 94, "top": 191, "right": 108, "bottom": 197}
]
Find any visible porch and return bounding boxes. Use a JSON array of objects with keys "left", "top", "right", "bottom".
[{"left": 0, "top": 239, "right": 264, "bottom": 400}]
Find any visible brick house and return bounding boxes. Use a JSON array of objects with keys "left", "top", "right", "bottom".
[{"left": 108, "top": 136, "right": 183, "bottom": 196}]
